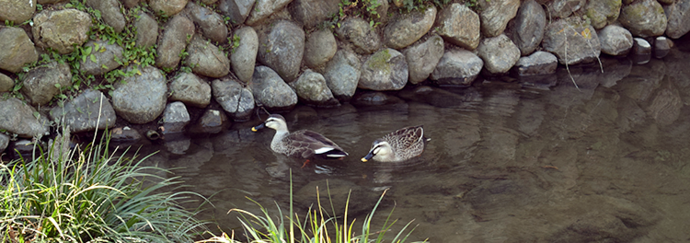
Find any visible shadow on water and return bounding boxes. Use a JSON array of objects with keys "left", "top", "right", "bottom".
[{"left": 140, "top": 46, "right": 690, "bottom": 242}]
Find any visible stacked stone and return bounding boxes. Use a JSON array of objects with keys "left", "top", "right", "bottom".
[{"left": 0, "top": 0, "right": 689, "bottom": 153}]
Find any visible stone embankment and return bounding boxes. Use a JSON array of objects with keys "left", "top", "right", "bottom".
[{"left": 0, "top": 0, "right": 689, "bottom": 155}]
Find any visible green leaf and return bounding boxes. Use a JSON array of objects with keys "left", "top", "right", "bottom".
[
  {"left": 90, "top": 54, "right": 97, "bottom": 63},
  {"left": 83, "top": 46, "right": 92, "bottom": 56}
]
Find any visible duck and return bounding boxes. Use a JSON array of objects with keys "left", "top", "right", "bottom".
[
  {"left": 361, "top": 125, "right": 425, "bottom": 162},
  {"left": 252, "top": 114, "right": 349, "bottom": 162}
]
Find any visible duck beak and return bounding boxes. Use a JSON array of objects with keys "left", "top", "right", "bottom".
[
  {"left": 361, "top": 151, "right": 375, "bottom": 162},
  {"left": 251, "top": 123, "right": 265, "bottom": 132}
]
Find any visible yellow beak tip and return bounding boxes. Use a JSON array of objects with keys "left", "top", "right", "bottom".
[
  {"left": 251, "top": 127, "right": 258, "bottom": 132},
  {"left": 361, "top": 158, "right": 368, "bottom": 162}
]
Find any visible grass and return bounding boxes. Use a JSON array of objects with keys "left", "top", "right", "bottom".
[
  {"left": 0, "top": 127, "right": 207, "bottom": 242},
  {"left": 199, "top": 172, "right": 426, "bottom": 243}
]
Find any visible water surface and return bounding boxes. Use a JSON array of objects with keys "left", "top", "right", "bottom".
[{"left": 142, "top": 47, "right": 690, "bottom": 242}]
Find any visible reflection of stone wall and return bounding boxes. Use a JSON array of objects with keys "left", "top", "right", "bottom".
[{"left": 0, "top": 0, "right": 689, "bottom": 152}]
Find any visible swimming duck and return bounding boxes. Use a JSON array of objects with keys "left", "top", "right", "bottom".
[
  {"left": 252, "top": 114, "right": 349, "bottom": 160},
  {"left": 361, "top": 125, "right": 425, "bottom": 162}
]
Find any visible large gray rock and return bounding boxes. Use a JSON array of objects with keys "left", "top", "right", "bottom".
[
  {"left": 511, "top": 0, "right": 546, "bottom": 55},
  {"left": 258, "top": 20, "right": 305, "bottom": 82},
  {"left": 289, "top": 0, "right": 339, "bottom": 29},
  {"left": 0, "top": 27, "right": 38, "bottom": 73},
  {"left": 403, "top": 35, "right": 444, "bottom": 84},
  {"left": 0, "top": 97, "right": 50, "bottom": 138},
  {"left": 476, "top": 34, "right": 520, "bottom": 74},
  {"left": 161, "top": 101, "right": 190, "bottom": 134},
  {"left": 169, "top": 72, "right": 212, "bottom": 108},
  {"left": 323, "top": 48, "right": 361, "bottom": 101},
  {"left": 149, "top": 0, "right": 188, "bottom": 16},
  {"left": 0, "top": 133, "right": 8, "bottom": 154},
  {"left": 431, "top": 49, "right": 483, "bottom": 86},
  {"left": 79, "top": 40, "right": 124, "bottom": 76},
  {"left": 134, "top": 12, "right": 158, "bottom": 48},
  {"left": 585, "top": 0, "right": 621, "bottom": 29},
  {"left": 48, "top": 90, "right": 117, "bottom": 133},
  {"left": 249, "top": 66, "right": 297, "bottom": 109},
  {"left": 598, "top": 25, "right": 633, "bottom": 56},
  {"left": 231, "top": 27, "right": 259, "bottom": 82},
  {"left": 336, "top": 17, "right": 381, "bottom": 54},
  {"left": 546, "top": 0, "right": 585, "bottom": 18},
  {"left": 21, "top": 61, "right": 72, "bottom": 106},
  {"left": 290, "top": 70, "right": 339, "bottom": 107},
  {"left": 32, "top": 9, "right": 92, "bottom": 54},
  {"left": 619, "top": 0, "right": 667, "bottom": 38},
  {"left": 478, "top": 0, "right": 520, "bottom": 37},
  {"left": 218, "top": 0, "right": 254, "bottom": 25},
  {"left": 664, "top": 0, "right": 690, "bottom": 39},
  {"left": 435, "top": 3, "right": 480, "bottom": 50},
  {"left": 184, "top": 2, "right": 228, "bottom": 43},
  {"left": 212, "top": 78, "right": 254, "bottom": 120},
  {"left": 86, "top": 0, "right": 126, "bottom": 33},
  {"left": 359, "top": 48, "right": 408, "bottom": 91},
  {"left": 543, "top": 17, "right": 601, "bottom": 65},
  {"left": 245, "top": 0, "right": 292, "bottom": 25},
  {"left": 186, "top": 36, "right": 230, "bottom": 78},
  {"left": 111, "top": 65, "right": 167, "bottom": 124},
  {"left": 383, "top": 6, "right": 437, "bottom": 49},
  {"left": 304, "top": 29, "right": 337, "bottom": 69},
  {"left": 513, "top": 51, "right": 558, "bottom": 76},
  {"left": 0, "top": 73, "right": 12, "bottom": 92},
  {"left": 156, "top": 14, "right": 194, "bottom": 70},
  {"left": 0, "top": 0, "right": 35, "bottom": 23}
]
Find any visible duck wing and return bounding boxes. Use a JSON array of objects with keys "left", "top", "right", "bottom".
[
  {"left": 386, "top": 125, "right": 424, "bottom": 150},
  {"left": 287, "top": 130, "right": 348, "bottom": 159}
]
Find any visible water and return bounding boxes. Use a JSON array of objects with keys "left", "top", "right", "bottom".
[{"left": 137, "top": 47, "right": 690, "bottom": 242}]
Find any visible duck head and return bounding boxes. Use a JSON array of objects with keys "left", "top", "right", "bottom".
[
  {"left": 252, "top": 114, "right": 289, "bottom": 132},
  {"left": 361, "top": 139, "right": 393, "bottom": 162}
]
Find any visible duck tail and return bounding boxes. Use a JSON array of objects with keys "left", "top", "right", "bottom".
[{"left": 319, "top": 148, "right": 349, "bottom": 159}]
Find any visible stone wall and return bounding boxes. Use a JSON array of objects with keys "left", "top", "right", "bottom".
[{"left": 0, "top": 0, "right": 689, "bottom": 154}]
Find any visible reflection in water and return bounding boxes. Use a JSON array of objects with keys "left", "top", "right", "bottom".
[{"left": 140, "top": 48, "right": 690, "bottom": 242}]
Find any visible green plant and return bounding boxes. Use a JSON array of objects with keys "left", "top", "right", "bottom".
[
  {"left": 218, "top": 171, "right": 425, "bottom": 243},
  {"left": 0, "top": 128, "right": 208, "bottom": 242}
]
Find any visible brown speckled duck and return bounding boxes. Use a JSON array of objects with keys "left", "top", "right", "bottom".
[
  {"left": 361, "top": 125, "right": 425, "bottom": 162},
  {"left": 252, "top": 114, "right": 349, "bottom": 161}
]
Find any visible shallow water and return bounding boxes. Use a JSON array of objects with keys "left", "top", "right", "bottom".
[{"left": 139, "top": 47, "right": 690, "bottom": 242}]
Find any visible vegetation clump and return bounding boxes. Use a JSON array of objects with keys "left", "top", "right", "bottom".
[{"left": 0, "top": 129, "right": 207, "bottom": 242}]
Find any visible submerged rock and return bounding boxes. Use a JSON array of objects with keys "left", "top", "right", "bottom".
[
  {"left": 49, "top": 90, "right": 117, "bottom": 133},
  {"left": 359, "top": 48, "right": 408, "bottom": 91},
  {"left": 190, "top": 109, "right": 228, "bottom": 134}
]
